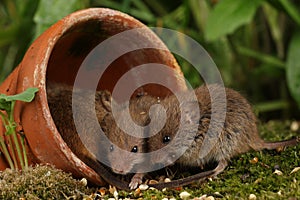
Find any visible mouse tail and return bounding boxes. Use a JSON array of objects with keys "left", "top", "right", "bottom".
[
  {"left": 148, "top": 160, "right": 228, "bottom": 189},
  {"left": 261, "top": 136, "right": 300, "bottom": 150}
]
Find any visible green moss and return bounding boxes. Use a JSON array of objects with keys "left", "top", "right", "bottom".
[
  {"left": 0, "top": 164, "right": 95, "bottom": 199},
  {"left": 120, "top": 121, "right": 300, "bottom": 199},
  {"left": 0, "top": 121, "right": 299, "bottom": 199}
]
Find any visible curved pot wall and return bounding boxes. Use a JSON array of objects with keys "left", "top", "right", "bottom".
[{"left": 0, "top": 8, "right": 186, "bottom": 185}]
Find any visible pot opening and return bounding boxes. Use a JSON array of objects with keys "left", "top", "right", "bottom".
[
  {"left": 45, "top": 19, "right": 184, "bottom": 100},
  {"left": 44, "top": 16, "right": 186, "bottom": 178}
]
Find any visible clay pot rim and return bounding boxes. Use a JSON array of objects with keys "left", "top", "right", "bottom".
[
  {"left": 0, "top": 6, "right": 189, "bottom": 186},
  {"left": 27, "top": 8, "right": 158, "bottom": 184},
  {"left": 25, "top": 7, "right": 184, "bottom": 185}
]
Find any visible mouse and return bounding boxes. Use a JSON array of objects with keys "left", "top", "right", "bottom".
[
  {"left": 46, "top": 82, "right": 134, "bottom": 190},
  {"left": 100, "top": 107, "right": 146, "bottom": 190},
  {"left": 127, "top": 84, "right": 299, "bottom": 189},
  {"left": 101, "top": 93, "right": 163, "bottom": 189}
]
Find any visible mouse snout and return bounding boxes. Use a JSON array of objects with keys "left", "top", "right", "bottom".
[
  {"left": 112, "top": 168, "right": 128, "bottom": 175},
  {"left": 109, "top": 151, "right": 142, "bottom": 175},
  {"left": 110, "top": 162, "right": 132, "bottom": 175}
]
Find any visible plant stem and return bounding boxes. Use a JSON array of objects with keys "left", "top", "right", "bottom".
[
  {"left": 0, "top": 112, "right": 15, "bottom": 169},
  {"left": 6, "top": 135, "right": 18, "bottom": 169},
  {"left": 20, "top": 133, "right": 28, "bottom": 169},
  {"left": 10, "top": 129, "right": 24, "bottom": 169},
  {"left": 0, "top": 136, "right": 14, "bottom": 170},
  {"left": 9, "top": 101, "right": 25, "bottom": 169}
]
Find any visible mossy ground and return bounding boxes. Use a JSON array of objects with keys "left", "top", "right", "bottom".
[
  {"left": 0, "top": 121, "right": 299, "bottom": 199},
  {"left": 0, "top": 165, "right": 96, "bottom": 199}
]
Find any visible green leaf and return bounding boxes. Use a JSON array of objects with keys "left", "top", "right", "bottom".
[
  {"left": 189, "top": 0, "right": 210, "bottom": 32},
  {"left": 277, "top": 0, "right": 300, "bottom": 26},
  {"left": 0, "top": 99, "right": 11, "bottom": 111},
  {"left": 205, "top": 0, "right": 263, "bottom": 41},
  {"left": 237, "top": 46, "right": 285, "bottom": 69},
  {"left": 0, "top": 87, "right": 39, "bottom": 103},
  {"left": 33, "top": 0, "right": 87, "bottom": 39},
  {"left": 286, "top": 31, "right": 300, "bottom": 108},
  {"left": 262, "top": 3, "right": 284, "bottom": 58}
]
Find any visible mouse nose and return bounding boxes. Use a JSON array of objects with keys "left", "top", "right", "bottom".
[
  {"left": 111, "top": 162, "right": 133, "bottom": 175},
  {"left": 112, "top": 167, "right": 127, "bottom": 175}
]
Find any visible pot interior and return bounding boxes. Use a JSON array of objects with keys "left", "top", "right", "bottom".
[{"left": 46, "top": 19, "right": 185, "bottom": 101}]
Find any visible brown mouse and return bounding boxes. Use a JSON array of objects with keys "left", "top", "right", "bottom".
[
  {"left": 101, "top": 94, "right": 163, "bottom": 189},
  {"left": 128, "top": 84, "right": 299, "bottom": 189},
  {"left": 46, "top": 83, "right": 136, "bottom": 190},
  {"left": 100, "top": 107, "right": 146, "bottom": 190}
]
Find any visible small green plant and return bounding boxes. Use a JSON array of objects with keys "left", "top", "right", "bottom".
[{"left": 0, "top": 87, "right": 38, "bottom": 170}]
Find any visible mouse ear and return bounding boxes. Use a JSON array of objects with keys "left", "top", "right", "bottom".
[
  {"left": 180, "top": 101, "right": 200, "bottom": 125},
  {"left": 97, "top": 90, "right": 112, "bottom": 112}
]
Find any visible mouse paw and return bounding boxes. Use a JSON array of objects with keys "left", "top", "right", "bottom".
[{"left": 129, "top": 173, "right": 144, "bottom": 190}]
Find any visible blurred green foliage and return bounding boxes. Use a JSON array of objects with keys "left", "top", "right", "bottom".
[{"left": 0, "top": 0, "right": 300, "bottom": 120}]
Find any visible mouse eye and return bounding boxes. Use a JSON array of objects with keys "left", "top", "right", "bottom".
[
  {"left": 163, "top": 135, "right": 171, "bottom": 144},
  {"left": 131, "top": 146, "right": 138, "bottom": 153},
  {"left": 110, "top": 145, "right": 114, "bottom": 152}
]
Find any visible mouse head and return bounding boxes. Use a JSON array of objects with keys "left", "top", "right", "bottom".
[
  {"left": 147, "top": 98, "right": 200, "bottom": 169},
  {"left": 100, "top": 99, "right": 147, "bottom": 175}
]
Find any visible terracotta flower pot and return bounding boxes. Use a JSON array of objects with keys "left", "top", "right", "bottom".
[{"left": 0, "top": 8, "right": 186, "bottom": 185}]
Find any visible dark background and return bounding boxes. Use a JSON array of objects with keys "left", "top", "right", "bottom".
[{"left": 0, "top": 0, "right": 300, "bottom": 120}]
